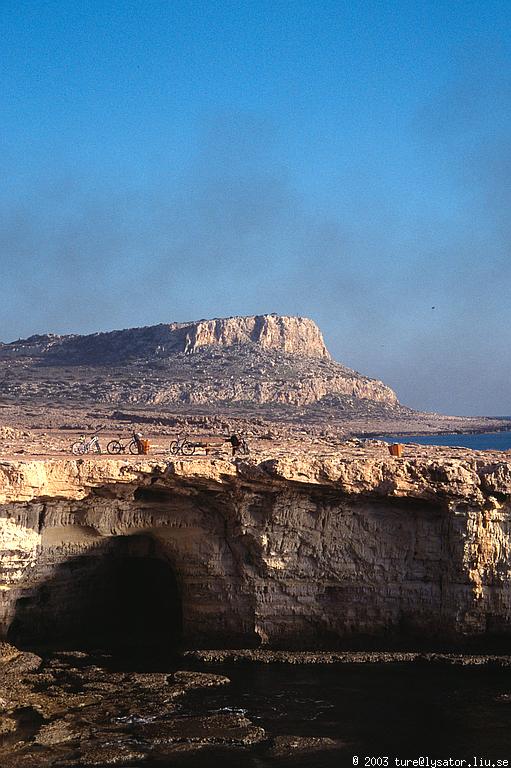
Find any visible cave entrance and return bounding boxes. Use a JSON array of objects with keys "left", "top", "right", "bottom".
[{"left": 8, "top": 535, "right": 182, "bottom": 656}]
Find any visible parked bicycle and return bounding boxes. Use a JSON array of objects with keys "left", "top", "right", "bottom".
[
  {"left": 107, "top": 431, "right": 144, "bottom": 455},
  {"left": 169, "top": 434, "right": 196, "bottom": 456},
  {"left": 237, "top": 437, "right": 249, "bottom": 455},
  {"left": 71, "top": 427, "right": 105, "bottom": 455}
]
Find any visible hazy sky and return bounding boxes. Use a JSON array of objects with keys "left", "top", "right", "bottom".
[{"left": 1, "top": 1, "right": 510, "bottom": 416}]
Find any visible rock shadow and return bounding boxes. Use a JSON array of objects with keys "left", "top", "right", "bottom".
[{"left": 7, "top": 535, "right": 182, "bottom": 655}]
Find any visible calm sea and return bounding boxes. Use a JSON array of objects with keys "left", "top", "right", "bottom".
[
  {"left": 179, "top": 660, "right": 511, "bottom": 765},
  {"left": 27, "top": 653, "right": 511, "bottom": 767},
  {"left": 378, "top": 431, "right": 511, "bottom": 451}
]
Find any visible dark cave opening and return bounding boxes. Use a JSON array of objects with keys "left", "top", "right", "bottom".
[{"left": 8, "top": 535, "right": 182, "bottom": 655}]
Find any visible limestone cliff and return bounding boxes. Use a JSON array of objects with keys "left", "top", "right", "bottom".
[
  {"left": 181, "top": 315, "right": 331, "bottom": 358},
  {"left": 1, "top": 315, "right": 330, "bottom": 362},
  {"left": 1, "top": 454, "right": 511, "bottom": 650}
]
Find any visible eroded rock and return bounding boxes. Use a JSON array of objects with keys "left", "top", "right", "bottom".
[
  {"left": 1, "top": 453, "right": 511, "bottom": 650},
  {"left": 267, "top": 734, "right": 344, "bottom": 757},
  {"left": 0, "top": 651, "right": 236, "bottom": 767}
]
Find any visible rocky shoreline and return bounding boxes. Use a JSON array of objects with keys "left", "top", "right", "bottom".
[
  {"left": 5, "top": 642, "right": 511, "bottom": 767},
  {"left": 0, "top": 643, "right": 351, "bottom": 767},
  {"left": 186, "top": 648, "right": 511, "bottom": 666},
  {"left": 1, "top": 447, "right": 511, "bottom": 763}
]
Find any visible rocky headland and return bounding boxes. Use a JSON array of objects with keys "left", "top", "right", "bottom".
[
  {"left": 0, "top": 314, "right": 400, "bottom": 410},
  {"left": 0, "top": 313, "right": 506, "bottom": 445}
]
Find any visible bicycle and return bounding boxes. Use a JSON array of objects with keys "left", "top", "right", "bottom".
[
  {"left": 71, "top": 428, "right": 105, "bottom": 455},
  {"left": 169, "top": 434, "right": 196, "bottom": 456},
  {"left": 237, "top": 437, "right": 250, "bottom": 456},
  {"left": 107, "top": 432, "right": 144, "bottom": 455}
]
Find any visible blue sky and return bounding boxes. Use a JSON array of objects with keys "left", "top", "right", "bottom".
[{"left": 1, "top": 1, "right": 510, "bottom": 415}]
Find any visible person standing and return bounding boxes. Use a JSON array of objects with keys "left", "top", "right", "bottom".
[{"left": 229, "top": 434, "right": 241, "bottom": 456}]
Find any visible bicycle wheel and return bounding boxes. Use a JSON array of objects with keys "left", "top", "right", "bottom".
[
  {"left": 169, "top": 441, "right": 180, "bottom": 455},
  {"left": 129, "top": 440, "right": 141, "bottom": 455},
  {"left": 107, "top": 440, "right": 123, "bottom": 455},
  {"left": 71, "top": 441, "right": 85, "bottom": 455},
  {"left": 182, "top": 441, "right": 195, "bottom": 456}
]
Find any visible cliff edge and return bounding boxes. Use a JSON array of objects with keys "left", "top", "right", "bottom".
[
  {"left": 2, "top": 314, "right": 331, "bottom": 362},
  {"left": 181, "top": 314, "right": 331, "bottom": 358},
  {"left": 1, "top": 452, "right": 511, "bottom": 650}
]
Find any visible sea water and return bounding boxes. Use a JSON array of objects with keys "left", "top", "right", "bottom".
[
  {"left": 177, "top": 660, "right": 511, "bottom": 766},
  {"left": 378, "top": 432, "right": 511, "bottom": 451}
]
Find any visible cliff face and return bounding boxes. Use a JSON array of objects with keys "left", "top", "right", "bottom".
[
  {"left": 2, "top": 315, "right": 331, "bottom": 363},
  {"left": 1, "top": 455, "right": 511, "bottom": 650},
  {"left": 181, "top": 315, "right": 331, "bottom": 358}
]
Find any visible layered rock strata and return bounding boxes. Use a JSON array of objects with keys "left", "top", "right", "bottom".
[{"left": 1, "top": 454, "right": 511, "bottom": 649}]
